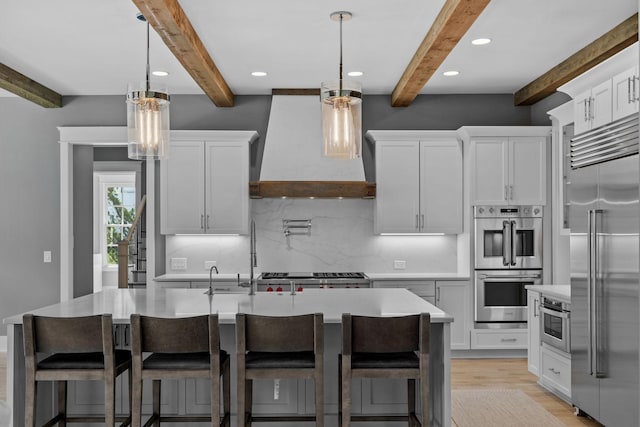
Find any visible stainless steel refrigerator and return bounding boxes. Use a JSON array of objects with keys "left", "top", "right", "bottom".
[{"left": 569, "top": 140, "right": 639, "bottom": 427}]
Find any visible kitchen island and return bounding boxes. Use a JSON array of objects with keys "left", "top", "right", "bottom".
[{"left": 4, "top": 288, "right": 453, "bottom": 427}]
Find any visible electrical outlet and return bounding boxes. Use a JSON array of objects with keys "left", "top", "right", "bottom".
[
  {"left": 204, "top": 261, "right": 217, "bottom": 270},
  {"left": 43, "top": 251, "right": 52, "bottom": 263},
  {"left": 170, "top": 257, "right": 187, "bottom": 270},
  {"left": 393, "top": 260, "right": 406, "bottom": 270}
]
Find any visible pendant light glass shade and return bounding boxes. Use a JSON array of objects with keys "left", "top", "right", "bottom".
[
  {"left": 321, "top": 11, "right": 362, "bottom": 160},
  {"left": 321, "top": 80, "right": 362, "bottom": 159},
  {"left": 127, "top": 83, "right": 170, "bottom": 159},
  {"left": 127, "top": 18, "right": 170, "bottom": 160}
]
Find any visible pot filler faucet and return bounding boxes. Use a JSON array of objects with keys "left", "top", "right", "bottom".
[{"left": 238, "top": 219, "right": 257, "bottom": 295}]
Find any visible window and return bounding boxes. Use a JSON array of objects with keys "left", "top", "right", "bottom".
[
  {"left": 105, "top": 185, "right": 136, "bottom": 265},
  {"left": 94, "top": 172, "right": 137, "bottom": 268}
]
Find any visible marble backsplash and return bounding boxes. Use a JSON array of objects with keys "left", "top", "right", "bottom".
[{"left": 165, "top": 198, "right": 459, "bottom": 274}]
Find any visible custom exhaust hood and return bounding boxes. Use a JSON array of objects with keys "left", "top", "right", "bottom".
[{"left": 249, "top": 94, "right": 375, "bottom": 198}]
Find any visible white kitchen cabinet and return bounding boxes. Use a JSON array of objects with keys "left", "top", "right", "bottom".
[
  {"left": 573, "top": 80, "right": 612, "bottom": 135},
  {"left": 527, "top": 290, "right": 541, "bottom": 376},
  {"left": 368, "top": 131, "right": 462, "bottom": 234},
  {"left": 435, "top": 281, "right": 470, "bottom": 350},
  {"left": 374, "top": 279, "right": 471, "bottom": 350},
  {"left": 612, "top": 65, "right": 639, "bottom": 121},
  {"left": 471, "top": 136, "right": 547, "bottom": 205},
  {"left": 160, "top": 131, "right": 256, "bottom": 235},
  {"left": 470, "top": 329, "right": 528, "bottom": 350},
  {"left": 540, "top": 344, "right": 571, "bottom": 401}
]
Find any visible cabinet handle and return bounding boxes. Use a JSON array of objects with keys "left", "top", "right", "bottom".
[
  {"left": 114, "top": 325, "right": 120, "bottom": 347},
  {"left": 509, "top": 185, "right": 513, "bottom": 200},
  {"left": 584, "top": 99, "right": 588, "bottom": 122},
  {"left": 533, "top": 299, "right": 539, "bottom": 317},
  {"left": 416, "top": 214, "right": 419, "bottom": 229},
  {"left": 501, "top": 338, "right": 517, "bottom": 342},
  {"left": 206, "top": 215, "right": 210, "bottom": 230},
  {"left": 436, "top": 286, "right": 441, "bottom": 304},
  {"left": 628, "top": 77, "right": 632, "bottom": 104},
  {"left": 200, "top": 214, "right": 205, "bottom": 229},
  {"left": 124, "top": 325, "right": 129, "bottom": 347},
  {"left": 589, "top": 97, "right": 595, "bottom": 121},
  {"left": 504, "top": 185, "right": 508, "bottom": 201},
  {"left": 635, "top": 76, "right": 639, "bottom": 102},
  {"left": 420, "top": 214, "right": 424, "bottom": 229},
  {"left": 548, "top": 368, "right": 561, "bottom": 375}
]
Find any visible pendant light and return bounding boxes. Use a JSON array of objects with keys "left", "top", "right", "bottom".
[
  {"left": 126, "top": 13, "right": 170, "bottom": 160},
  {"left": 321, "top": 11, "right": 362, "bottom": 160}
]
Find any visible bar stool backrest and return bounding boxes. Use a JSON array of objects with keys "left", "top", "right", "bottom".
[
  {"left": 25, "top": 314, "right": 109, "bottom": 354},
  {"left": 243, "top": 314, "right": 317, "bottom": 352},
  {"left": 345, "top": 314, "right": 429, "bottom": 354},
  {"left": 132, "top": 315, "right": 214, "bottom": 354}
]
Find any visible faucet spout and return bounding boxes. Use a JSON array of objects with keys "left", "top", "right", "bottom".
[{"left": 205, "top": 265, "right": 219, "bottom": 295}]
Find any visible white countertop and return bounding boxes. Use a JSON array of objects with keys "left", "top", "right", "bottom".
[
  {"left": 156, "top": 273, "right": 470, "bottom": 282},
  {"left": 525, "top": 285, "right": 570, "bottom": 303},
  {"left": 4, "top": 288, "right": 452, "bottom": 325}
]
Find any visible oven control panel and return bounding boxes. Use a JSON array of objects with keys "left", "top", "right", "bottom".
[{"left": 474, "top": 205, "right": 543, "bottom": 218}]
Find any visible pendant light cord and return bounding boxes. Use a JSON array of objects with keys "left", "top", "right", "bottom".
[
  {"left": 145, "top": 22, "right": 150, "bottom": 92},
  {"left": 338, "top": 13, "right": 343, "bottom": 94}
]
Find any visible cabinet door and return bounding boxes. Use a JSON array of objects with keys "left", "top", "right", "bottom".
[
  {"left": 527, "top": 291, "right": 541, "bottom": 376},
  {"left": 471, "top": 138, "right": 509, "bottom": 205},
  {"left": 375, "top": 142, "right": 420, "bottom": 233},
  {"left": 420, "top": 140, "right": 462, "bottom": 233},
  {"left": 612, "top": 66, "right": 639, "bottom": 121},
  {"left": 509, "top": 136, "right": 547, "bottom": 205},
  {"left": 573, "top": 89, "right": 592, "bottom": 135},
  {"left": 591, "top": 79, "right": 612, "bottom": 129},
  {"left": 205, "top": 142, "right": 249, "bottom": 234},
  {"left": 435, "top": 281, "right": 470, "bottom": 350},
  {"left": 161, "top": 142, "right": 205, "bottom": 234}
]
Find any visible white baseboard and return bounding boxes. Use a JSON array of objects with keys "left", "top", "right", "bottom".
[{"left": 0, "top": 335, "right": 6, "bottom": 352}]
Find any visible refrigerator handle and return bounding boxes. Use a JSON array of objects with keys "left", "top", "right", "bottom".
[
  {"left": 510, "top": 220, "right": 517, "bottom": 266},
  {"left": 593, "top": 209, "right": 605, "bottom": 378},
  {"left": 587, "top": 209, "right": 595, "bottom": 376},
  {"left": 502, "top": 220, "right": 510, "bottom": 266}
]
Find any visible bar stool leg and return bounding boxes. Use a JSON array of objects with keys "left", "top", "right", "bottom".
[
  {"left": 223, "top": 361, "right": 231, "bottom": 427},
  {"left": 105, "top": 376, "right": 116, "bottom": 427},
  {"left": 25, "top": 372, "right": 36, "bottom": 427},
  {"left": 337, "top": 358, "right": 342, "bottom": 427},
  {"left": 153, "top": 379, "right": 161, "bottom": 427},
  {"left": 245, "top": 379, "right": 253, "bottom": 427},
  {"left": 315, "top": 373, "right": 324, "bottom": 427},
  {"left": 57, "top": 380, "right": 67, "bottom": 427},
  {"left": 341, "top": 369, "right": 350, "bottom": 427},
  {"left": 131, "top": 373, "right": 142, "bottom": 427},
  {"left": 408, "top": 379, "right": 416, "bottom": 427},
  {"left": 211, "top": 374, "right": 220, "bottom": 427},
  {"left": 420, "top": 372, "right": 429, "bottom": 427}
]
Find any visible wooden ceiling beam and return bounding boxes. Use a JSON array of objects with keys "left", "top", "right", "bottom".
[
  {"left": 132, "top": 0, "right": 234, "bottom": 107},
  {"left": 391, "top": 0, "right": 490, "bottom": 107},
  {"left": 0, "top": 63, "right": 62, "bottom": 108},
  {"left": 514, "top": 13, "right": 638, "bottom": 106}
]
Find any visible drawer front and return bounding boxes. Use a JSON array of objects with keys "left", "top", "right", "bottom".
[
  {"left": 471, "top": 329, "right": 528, "bottom": 349},
  {"left": 540, "top": 346, "right": 571, "bottom": 398}
]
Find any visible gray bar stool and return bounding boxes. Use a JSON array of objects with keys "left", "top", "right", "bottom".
[
  {"left": 23, "top": 313, "right": 132, "bottom": 427},
  {"left": 130, "top": 314, "right": 230, "bottom": 427},
  {"left": 236, "top": 313, "right": 324, "bottom": 427},
  {"left": 339, "top": 313, "right": 430, "bottom": 426}
]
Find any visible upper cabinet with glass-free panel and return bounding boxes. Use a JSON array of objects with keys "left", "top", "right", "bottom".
[{"left": 160, "top": 131, "right": 257, "bottom": 235}]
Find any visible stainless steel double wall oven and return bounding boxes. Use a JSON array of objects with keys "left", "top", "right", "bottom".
[{"left": 474, "top": 205, "right": 543, "bottom": 325}]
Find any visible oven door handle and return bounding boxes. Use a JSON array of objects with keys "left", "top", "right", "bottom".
[
  {"left": 539, "top": 306, "right": 570, "bottom": 319},
  {"left": 502, "top": 220, "right": 511, "bottom": 266},
  {"left": 478, "top": 274, "right": 541, "bottom": 280},
  {"left": 510, "top": 220, "right": 517, "bottom": 266}
]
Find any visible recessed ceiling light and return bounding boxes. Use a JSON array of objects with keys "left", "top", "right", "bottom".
[
  {"left": 443, "top": 70, "right": 459, "bottom": 77},
  {"left": 471, "top": 38, "right": 492, "bottom": 46},
  {"left": 347, "top": 71, "right": 363, "bottom": 77},
  {"left": 251, "top": 71, "right": 267, "bottom": 77},
  {"left": 152, "top": 70, "right": 169, "bottom": 77}
]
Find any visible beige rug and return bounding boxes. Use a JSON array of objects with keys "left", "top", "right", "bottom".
[{"left": 452, "top": 389, "right": 565, "bottom": 427}]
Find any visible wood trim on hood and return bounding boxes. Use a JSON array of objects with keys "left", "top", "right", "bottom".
[{"left": 249, "top": 181, "right": 376, "bottom": 199}]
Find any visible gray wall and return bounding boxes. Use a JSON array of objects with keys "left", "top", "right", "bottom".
[
  {"left": 73, "top": 145, "right": 94, "bottom": 297},
  {"left": 0, "top": 91, "right": 563, "bottom": 336}
]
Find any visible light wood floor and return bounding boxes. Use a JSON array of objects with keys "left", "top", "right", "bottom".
[
  {"left": 0, "top": 353, "right": 603, "bottom": 426},
  {"left": 452, "top": 358, "right": 602, "bottom": 427}
]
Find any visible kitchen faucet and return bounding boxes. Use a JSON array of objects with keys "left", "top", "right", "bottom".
[
  {"left": 238, "top": 219, "right": 257, "bottom": 295},
  {"left": 205, "top": 265, "right": 219, "bottom": 295}
]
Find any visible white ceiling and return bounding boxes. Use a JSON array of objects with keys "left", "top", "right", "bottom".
[{"left": 0, "top": 0, "right": 637, "bottom": 99}]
